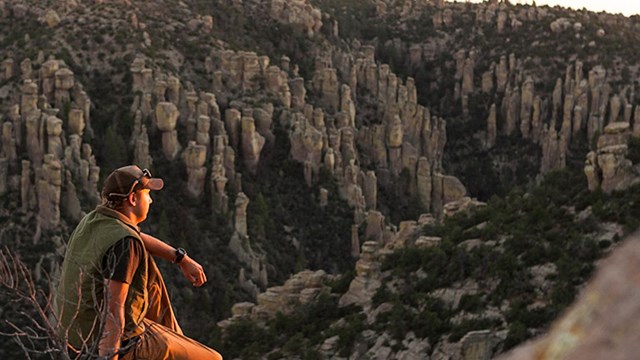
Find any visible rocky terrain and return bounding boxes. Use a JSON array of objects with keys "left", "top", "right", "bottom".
[{"left": 1, "top": 0, "right": 640, "bottom": 359}]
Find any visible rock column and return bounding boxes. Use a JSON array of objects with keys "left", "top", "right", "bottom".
[
  {"left": 241, "top": 115, "right": 266, "bottom": 175},
  {"left": 0, "top": 158, "right": 7, "bottom": 196},
  {"left": 211, "top": 154, "right": 229, "bottom": 213},
  {"left": 22, "top": 81, "right": 43, "bottom": 165},
  {"left": 234, "top": 192, "right": 249, "bottom": 238},
  {"left": 46, "top": 115, "right": 64, "bottom": 160},
  {"left": 486, "top": 104, "right": 497, "bottom": 148},
  {"left": 416, "top": 157, "right": 432, "bottom": 210},
  {"left": 156, "top": 102, "right": 181, "bottom": 160},
  {"left": 37, "top": 154, "right": 62, "bottom": 230},
  {"left": 54, "top": 68, "right": 74, "bottom": 109},
  {"left": 2, "top": 122, "right": 17, "bottom": 162},
  {"left": 339, "top": 241, "right": 381, "bottom": 308},
  {"left": 183, "top": 141, "right": 207, "bottom": 199}
]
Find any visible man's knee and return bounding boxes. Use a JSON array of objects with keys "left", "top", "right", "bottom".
[{"left": 211, "top": 349, "right": 223, "bottom": 360}]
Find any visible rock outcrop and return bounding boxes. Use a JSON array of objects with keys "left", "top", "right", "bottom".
[{"left": 218, "top": 269, "right": 333, "bottom": 329}]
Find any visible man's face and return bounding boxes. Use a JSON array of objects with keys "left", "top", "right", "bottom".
[{"left": 132, "top": 189, "right": 152, "bottom": 224}]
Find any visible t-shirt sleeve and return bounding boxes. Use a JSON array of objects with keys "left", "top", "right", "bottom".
[{"left": 101, "top": 237, "right": 143, "bottom": 284}]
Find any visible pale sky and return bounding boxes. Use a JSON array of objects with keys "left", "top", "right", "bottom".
[{"left": 464, "top": 0, "right": 640, "bottom": 16}]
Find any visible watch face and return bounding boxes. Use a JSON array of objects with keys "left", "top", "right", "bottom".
[{"left": 175, "top": 248, "right": 186, "bottom": 263}]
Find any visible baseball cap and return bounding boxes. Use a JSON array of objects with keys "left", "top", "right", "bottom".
[{"left": 102, "top": 165, "right": 164, "bottom": 200}]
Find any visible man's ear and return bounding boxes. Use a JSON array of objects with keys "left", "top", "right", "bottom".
[{"left": 127, "top": 192, "right": 137, "bottom": 206}]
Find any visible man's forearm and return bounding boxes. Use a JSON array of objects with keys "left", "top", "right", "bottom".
[
  {"left": 139, "top": 233, "right": 206, "bottom": 287},
  {"left": 98, "top": 320, "right": 122, "bottom": 360},
  {"left": 100, "top": 280, "right": 128, "bottom": 360},
  {"left": 139, "top": 232, "right": 177, "bottom": 261}
]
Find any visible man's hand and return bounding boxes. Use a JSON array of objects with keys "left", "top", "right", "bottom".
[{"left": 179, "top": 255, "right": 207, "bottom": 287}]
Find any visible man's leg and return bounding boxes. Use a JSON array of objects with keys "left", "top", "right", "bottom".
[
  {"left": 123, "top": 319, "right": 223, "bottom": 360},
  {"left": 145, "top": 256, "right": 182, "bottom": 334}
]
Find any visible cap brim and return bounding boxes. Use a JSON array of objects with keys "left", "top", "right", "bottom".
[{"left": 146, "top": 178, "right": 164, "bottom": 191}]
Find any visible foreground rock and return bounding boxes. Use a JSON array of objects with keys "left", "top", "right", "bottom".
[{"left": 498, "top": 232, "right": 640, "bottom": 360}]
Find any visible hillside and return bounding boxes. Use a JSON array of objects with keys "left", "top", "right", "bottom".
[{"left": 0, "top": 0, "right": 640, "bottom": 359}]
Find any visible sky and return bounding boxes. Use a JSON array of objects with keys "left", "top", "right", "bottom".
[{"left": 464, "top": 0, "right": 640, "bottom": 17}]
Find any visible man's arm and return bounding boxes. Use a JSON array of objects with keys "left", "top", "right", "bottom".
[
  {"left": 99, "top": 280, "right": 129, "bottom": 360},
  {"left": 138, "top": 232, "right": 207, "bottom": 287}
]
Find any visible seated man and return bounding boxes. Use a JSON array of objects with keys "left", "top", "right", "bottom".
[{"left": 55, "top": 165, "right": 222, "bottom": 360}]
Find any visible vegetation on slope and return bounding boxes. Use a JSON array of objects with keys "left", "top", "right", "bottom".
[{"left": 220, "top": 165, "right": 640, "bottom": 357}]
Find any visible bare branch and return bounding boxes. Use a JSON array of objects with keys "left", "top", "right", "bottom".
[{"left": 0, "top": 247, "right": 69, "bottom": 359}]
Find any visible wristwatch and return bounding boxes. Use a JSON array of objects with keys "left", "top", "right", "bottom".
[{"left": 174, "top": 247, "right": 187, "bottom": 264}]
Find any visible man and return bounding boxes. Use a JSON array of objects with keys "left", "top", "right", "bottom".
[{"left": 55, "top": 165, "right": 222, "bottom": 359}]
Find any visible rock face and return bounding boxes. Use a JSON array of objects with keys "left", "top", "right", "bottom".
[
  {"left": 497, "top": 233, "right": 640, "bottom": 360},
  {"left": 585, "top": 122, "right": 637, "bottom": 193}
]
